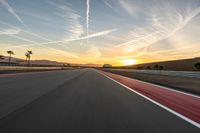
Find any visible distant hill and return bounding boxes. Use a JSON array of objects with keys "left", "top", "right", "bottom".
[
  {"left": 0, "top": 56, "right": 68, "bottom": 66},
  {"left": 28, "top": 60, "right": 66, "bottom": 66},
  {"left": 0, "top": 56, "right": 100, "bottom": 67},
  {"left": 73, "top": 63, "right": 101, "bottom": 67},
  {"left": 120, "top": 57, "right": 200, "bottom": 71},
  {"left": 0, "top": 56, "right": 24, "bottom": 63}
]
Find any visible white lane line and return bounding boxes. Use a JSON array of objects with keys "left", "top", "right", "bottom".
[{"left": 99, "top": 72, "right": 200, "bottom": 128}]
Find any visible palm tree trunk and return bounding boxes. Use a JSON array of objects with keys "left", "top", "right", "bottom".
[
  {"left": 28, "top": 57, "right": 30, "bottom": 66},
  {"left": 29, "top": 56, "right": 31, "bottom": 66},
  {"left": 25, "top": 57, "right": 27, "bottom": 66},
  {"left": 9, "top": 54, "right": 11, "bottom": 65}
]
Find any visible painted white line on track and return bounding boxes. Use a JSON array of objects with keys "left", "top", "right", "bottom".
[{"left": 98, "top": 71, "right": 200, "bottom": 128}]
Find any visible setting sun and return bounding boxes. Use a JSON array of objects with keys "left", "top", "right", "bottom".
[{"left": 121, "top": 59, "right": 138, "bottom": 66}]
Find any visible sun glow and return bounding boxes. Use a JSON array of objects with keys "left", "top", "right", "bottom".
[{"left": 121, "top": 59, "right": 138, "bottom": 66}]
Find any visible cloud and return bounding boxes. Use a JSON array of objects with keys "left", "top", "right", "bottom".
[
  {"left": 118, "top": 0, "right": 137, "bottom": 15},
  {"left": 0, "top": 20, "right": 77, "bottom": 56},
  {"left": 86, "top": 0, "right": 90, "bottom": 36},
  {"left": 52, "top": 3, "right": 84, "bottom": 40},
  {"left": 103, "top": 0, "right": 113, "bottom": 9},
  {"left": 79, "top": 45, "right": 101, "bottom": 61},
  {"left": 0, "top": 0, "right": 51, "bottom": 41},
  {"left": 3, "top": 29, "right": 116, "bottom": 58},
  {"left": 0, "top": 0, "right": 115, "bottom": 62},
  {"left": 83, "top": 29, "right": 116, "bottom": 39},
  {"left": 25, "top": 29, "right": 116, "bottom": 46},
  {"left": 0, "top": 28, "right": 20, "bottom": 35},
  {"left": 0, "top": 20, "right": 50, "bottom": 42},
  {"left": 3, "top": 33, "right": 80, "bottom": 59},
  {"left": 1, "top": 0, "right": 82, "bottom": 54},
  {"left": 0, "top": 0, "right": 26, "bottom": 28},
  {"left": 115, "top": 1, "right": 200, "bottom": 57},
  {"left": 103, "top": 0, "right": 138, "bottom": 16},
  {"left": 116, "top": 31, "right": 162, "bottom": 47}
]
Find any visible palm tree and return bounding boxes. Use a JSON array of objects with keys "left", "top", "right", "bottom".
[
  {"left": 25, "top": 52, "right": 30, "bottom": 65},
  {"left": 159, "top": 65, "right": 164, "bottom": 70},
  {"left": 7, "top": 50, "right": 14, "bottom": 65},
  {"left": 146, "top": 66, "right": 151, "bottom": 70},
  {"left": 25, "top": 52, "right": 29, "bottom": 62},
  {"left": 25, "top": 50, "right": 33, "bottom": 66},
  {"left": 154, "top": 64, "right": 159, "bottom": 70},
  {"left": 194, "top": 63, "right": 200, "bottom": 70}
]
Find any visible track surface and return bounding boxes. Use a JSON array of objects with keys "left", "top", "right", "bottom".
[
  {"left": 101, "top": 71, "right": 200, "bottom": 124},
  {"left": 0, "top": 69, "right": 199, "bottom": 133}
]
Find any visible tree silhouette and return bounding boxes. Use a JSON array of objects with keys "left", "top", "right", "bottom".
[
  {"left": 7, "top": 50, "right": 14, "bottom": 65},
  {"left": 25, "top": 52, "right": 29, "bottom": 63},
  {"left": 137, "top": 66, "right": 143, "bottom": 69},
  {"left": 159, "top": 65, "right": 164, "bottom": 70},
  {"left": 146, "top": 66, "right": 151, "bottom": 70},
  {"left": 194, "top": 63, "right": 200, "bottom": 70},
  {"left": 25, "top": 50, "right": 33, "bottom": 66},
  {"left": 154, "top": 64, "right": 159, "bottom": 70}
]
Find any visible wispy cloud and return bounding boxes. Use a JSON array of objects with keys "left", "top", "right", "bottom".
[
  {"left": 0, "top": 20, "right": 76, "bottom": 56},
  {"left": 0, "top": 1, "right": 79, "bottom": 54},
  {"left": 51, "top": 2, "right": 84, "bottom": 40},
  {"left": 118, "top": 0, "right": 137, "bottom": 16},
  {"left": 103, "top": 0, "right": 139, "bottom": 16},
  {"left": 1, "top": 0, "right": 199, "bottom": 64},
  {"left": 103, "top": 0, "right": 113, "bottom": 9},
  {"left": 2, "top": 28, "right": 116, "bottom": 58},
  {"left": 116, "top": 31, "right": 162, "bottom": 47},
  {"left": 0, "top": 20, "right": 75, "bottom": 53},
  {"left": 0, "top": 0, "right": 27, "bottom": 29},
  {"left": 115, "top": 2, "right": 200, "bottom": 57},
  {"left": 3, "top": 33, "right": 79, "bottom": 59},
  {"left": 0, "top": 20, "right": 49, "bottom": 42},
  {"left": 27, "top": 29, "right": 116, "bottom": 46},
  {"left": 0, "top": 28, "right": 20, "bottom": 35},
  {"left": 0, "top": 0, "right": 51, "bottom": 41},
  {"left": 78, "top": 45, "right": 102, "bottom": 61}
]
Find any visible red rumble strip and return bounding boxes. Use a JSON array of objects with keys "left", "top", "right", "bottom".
[{"left": 101, "top": 71, "right": 200, "bottom": 124}]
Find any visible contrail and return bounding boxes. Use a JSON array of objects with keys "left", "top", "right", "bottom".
[
  {"left": 4, "top": 34, "right": 78, "bottom": 58},
  {"left": 0, "top": 0, "right": 33, "bottom": 34},
  {"left": 0, "top": 19, "right": 115, "bottom": 51},
  {"left": 0, "top": 0, "right": 51, "bottom": 41},
  {"left": 104, "top": 0, "right": 113, "bottom": 9},
  {"left": 0, "top": 0, "right": 26, "bottom": 28},
  {"left": 0, "top": 20, "right": 49, "bottom": 41},
  {"left": 116, "top": 31, "right": 161, "bottom": 47},
  {"left": 116, "top": 6, "right": 200, "bottom": 49},
  {"left": 5, "top": 29, "right": 116, "bottom": 52},
  {"left": 26, "top": 29, "right": 116, "bottom": 46},
  {"left": 86, "top": 0, "right": 90, "bottom": 38}
]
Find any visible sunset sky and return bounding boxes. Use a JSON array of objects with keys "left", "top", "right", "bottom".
[{"left": 0, "top": 0, "right": 200, "bottom": 66}]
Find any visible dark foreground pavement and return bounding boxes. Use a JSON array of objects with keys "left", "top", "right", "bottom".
[{"left": 0, "top": 69, "right": 199, "bottom": 133}]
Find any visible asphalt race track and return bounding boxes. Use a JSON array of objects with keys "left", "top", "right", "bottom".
[{"left": 0, "top": 69, "right": 199, "bottom": 133}]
